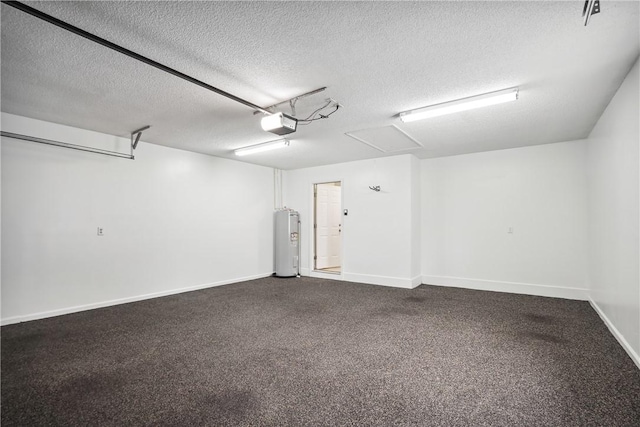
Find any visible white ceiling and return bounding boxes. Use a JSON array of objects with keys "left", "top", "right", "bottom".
[{"left": 1, "top": 1, "right": 638, "bottom": 170}]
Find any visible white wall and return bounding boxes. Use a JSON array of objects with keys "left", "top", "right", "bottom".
[
  {"left": 283, "top": 154, "right": 421, "bottom": 288},
  {"left": 1, "top": 114, "right": 275, "bottom": 324},
  {"left": 587, "top": 57, "right": 640, "bottom": 366},
  {"left": 421, "top": 141, "right": 589, "bottom": 300}
]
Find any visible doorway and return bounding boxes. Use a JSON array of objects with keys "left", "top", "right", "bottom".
[{"left": 314, "top": 181, "right": 342, "bottom": 273}]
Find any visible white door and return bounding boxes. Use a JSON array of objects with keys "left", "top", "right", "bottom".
[{"left": 315, "top": 182, "right": 342, "bottom": 270}]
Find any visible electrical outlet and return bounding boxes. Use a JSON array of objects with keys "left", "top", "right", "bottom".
[
  {"left": 97, "top": 227, "right": 104, "bottom": 236},
  {"left": 508, "top": 227, "right": 513, "bottom": 234}
]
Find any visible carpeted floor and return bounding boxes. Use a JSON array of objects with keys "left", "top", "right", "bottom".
[{"left": 2, "top": 276, "right": 640, "bottom": 426}]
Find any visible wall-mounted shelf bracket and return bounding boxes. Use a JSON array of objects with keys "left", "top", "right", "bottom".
[{"left": 131, "top": 125, "right": 150, "bottom": 151}]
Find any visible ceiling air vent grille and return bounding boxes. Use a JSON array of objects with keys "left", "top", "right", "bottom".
[{"left": 345, "top": 125, "right": 423, "bottom": 153}]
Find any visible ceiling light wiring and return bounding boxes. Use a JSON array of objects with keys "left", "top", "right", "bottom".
[
  {"left": 298, "top": 105, "right": 340, "bottom": 126},
  {"left": 297, "top": 99, "right": 341, "bottom": 125}
]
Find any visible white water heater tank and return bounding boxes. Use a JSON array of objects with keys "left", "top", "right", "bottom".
[{"left": 274, "top": 209, "right": 300, "bottom": 277}]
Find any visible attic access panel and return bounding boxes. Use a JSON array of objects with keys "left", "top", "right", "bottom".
[{"left": 345, "top": 125, "right": 423, "bottom": 153}]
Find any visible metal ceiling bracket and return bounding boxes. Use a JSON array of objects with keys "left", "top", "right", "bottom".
[
  {"left": 582, "top": 0, "right": 600, "bottom": 26},
  {"left": 289, "top": 99, "right": 297, "bottom": 117},
  {"left": 253, "top": 87, "right": 327, "bottom": 116},
  {"left": 131, "top": 125, "right": 150, "bottom": 151}
]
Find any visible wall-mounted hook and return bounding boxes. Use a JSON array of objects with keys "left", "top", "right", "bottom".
[{"left": 369, "top": 185, "right": 381, "bottom": 192}]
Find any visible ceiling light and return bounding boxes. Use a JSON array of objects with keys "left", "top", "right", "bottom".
[
  {"left": 234, "top": 139, "right": 290, "bottom": 156},
  {"left": 261, "top": 112, "right": 298, "bottom": 135},
  {"left": 399, "top": 87, "right": 519, "bottom": 123}
]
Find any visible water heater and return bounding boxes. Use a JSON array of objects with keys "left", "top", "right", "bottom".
[{"left": 274, "top": 209, "right": 300, "bottom": 277}]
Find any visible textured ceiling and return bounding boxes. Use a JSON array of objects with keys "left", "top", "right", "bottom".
[{"left": 1, "top": 1, "right": 638, "bottom": 170}]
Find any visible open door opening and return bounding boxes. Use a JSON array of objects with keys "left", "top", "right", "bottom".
[{"left": 314, "top": 181, "right": 342, "bottom": 273}]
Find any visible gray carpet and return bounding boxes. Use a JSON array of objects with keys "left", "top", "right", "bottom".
[{"left": 2, "top": 276, "right": 640, "bottom": 426}]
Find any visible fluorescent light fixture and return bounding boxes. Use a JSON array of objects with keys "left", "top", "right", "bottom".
[
  {"left": 261, "top": 112, "right": 298, "bottom": 135},
  {"left": 234, "top": 139, "right": 290, "bottom": 156},
  {"left": 399, "top": 87, "right": 519, "bottom": 123}
]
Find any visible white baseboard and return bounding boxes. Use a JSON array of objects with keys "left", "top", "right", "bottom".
[
  {"left": 343, "top": 272, "right": 419, "bottom": 289},
  {"left": 300, "top": 266, "right": 422, "bottom": 290},
  {"left": 309, "top": 270, "right": 342, "bottom": 280},
  {"left": 0, "top": 272, "right": 274, "bottom": 326},
  {"left": 422, "top": 275, "right": 588, "bottom": 300},
  {"left": 588, "top": 298, "right": 640, "bottom": 370},
  {"left": 410, "top": 275, "right": 422, "bottom": 289},
  {"left": 301, "top": 268, "right": 421, "bottom": 289}
]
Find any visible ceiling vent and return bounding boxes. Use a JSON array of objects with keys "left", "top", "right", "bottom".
[{"left": 345, "top": 125, "right": 423, "bottom": 153}]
